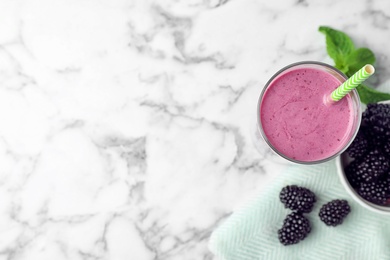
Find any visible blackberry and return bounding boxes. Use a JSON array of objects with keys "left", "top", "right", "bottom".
[
  {"left": 358, "top": 180, "right": 389, "bottom": 205},
  {"left": 364, "top": 126, "right": 386, "bottom": 148},
  {"left": 319, "top": 200, "right": 351, "bottom": 226},
  {"left": 278, "top": 212, "right": 311, "bottom": 245},
  {"left": 363, "top": 150, "right": 389, "bottom": 181},
  {"left": 382, "top": 141, "right": 390, "bottom": 159},
  {"left": 346, "top": 129, "right": 369, "bottom": 159},
  {"left": 345, "top": 160, "right": 364, "bottom": 188},
  {"left": 362, "top": 103, "right": 390, "bottom": 140},
  {"left": 346, "top": 150, "right": 389, "bottom": 184},
  {"left": 279, "top": 185, "right": 316, "bottom": 213}
]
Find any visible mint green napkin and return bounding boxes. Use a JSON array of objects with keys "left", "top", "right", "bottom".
[{"left": 209, "top": 160, "right": 390, "bottom": 260}]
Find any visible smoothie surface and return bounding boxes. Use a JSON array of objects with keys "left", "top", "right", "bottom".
[{"left": 260, "top": 67, "right": 353, "bottom": 162}]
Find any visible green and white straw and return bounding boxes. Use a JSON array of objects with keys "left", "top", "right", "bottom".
[{"left": 330, "top": 64, "right": 375, "bottom": 102}]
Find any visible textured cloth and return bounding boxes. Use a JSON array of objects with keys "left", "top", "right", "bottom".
[{"left": 209, "top": 160, "right": 390, "bottom": 260}]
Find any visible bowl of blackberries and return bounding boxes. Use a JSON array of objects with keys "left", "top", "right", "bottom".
[{"left": 336, "top": 102, "right": 390, "bottom": 214}]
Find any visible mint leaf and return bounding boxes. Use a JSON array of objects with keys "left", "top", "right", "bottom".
[
  {"left": 345, "top": 48, "right": 376, "bottom": 77},
  {"left": 318, "top": 26, "right": 355, "bottom": 72},
  {"left": 319, "top": 26, "right": 390, "bottom": 104},
  {"left": 357, "top": 84, "right": 390, "bottom": 104}
]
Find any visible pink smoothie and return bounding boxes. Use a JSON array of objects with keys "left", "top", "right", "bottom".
[{"left": 260, "top": 67, "right": 354, "bottom": 162}]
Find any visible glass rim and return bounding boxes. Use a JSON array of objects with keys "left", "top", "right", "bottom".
[{"left": 256, "top": 61, "right": 362, "bottom": 165}]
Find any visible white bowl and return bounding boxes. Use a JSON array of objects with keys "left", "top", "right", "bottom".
[
  {"left": 336, "top": 154, "right": 390, "bottom": 215},
  {"left": 336, "top": 100, "right": 390, "bottom": 215}
]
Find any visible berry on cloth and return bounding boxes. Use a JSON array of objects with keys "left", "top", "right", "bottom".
[
  {"left": 279, "top": 185, "right": 316, "bottom": 213},
  {"left": 319, "top": 200, "right": 351, "bottom": 226},
  {"left": 278, "top": 212, "right": 311, "bottom": 245}
]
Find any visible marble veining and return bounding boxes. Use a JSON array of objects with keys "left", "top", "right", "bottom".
[{"left": 0, "top": 0, "right": 389, "bottom": 259}]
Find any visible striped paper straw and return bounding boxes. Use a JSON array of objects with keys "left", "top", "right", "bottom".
[{"left": 331, "top": 64, "right": 375, "bottom": 102}]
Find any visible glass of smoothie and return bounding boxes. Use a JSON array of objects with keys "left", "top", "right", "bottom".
[{"left": 256, "top": 61, "right": 361, "bottom": 164}]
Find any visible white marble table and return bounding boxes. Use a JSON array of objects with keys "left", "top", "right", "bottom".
[{"left": 1, "top": 0, "right": 389, "bottom": 259}]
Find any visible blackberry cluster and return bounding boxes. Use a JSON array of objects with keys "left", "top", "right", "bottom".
[
  {"left": 358, "top": 180, "right": 389, "bottom": 205},
  {"left": 383, "top": 141, "right": 390, "bottom": 157},
  {"left": 279, "top": 185, "right": 316, "bottom": 213},
  {"left": 345, "top": 160, "right": 364, "bottom": 188},
  {"left": 363, "top": 103, "right": 390, "bottom": 139},
  {"left": 346, "top": 150, "right": 389, "bottom": 184},
  {"left": 346, "top": 129, "right": 369, "bottom": 159},
  {"left": 278, "top": 212, "right": 311, "bottom": 245},
  {"left": 319, "top": 200, "right": 351, "bottom": 226},
  {"left": 345, "top": 103, "right": 390, "bottom": 206}
]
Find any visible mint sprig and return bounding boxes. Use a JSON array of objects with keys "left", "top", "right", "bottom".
[
  {"left": 319, "top": 26, "right": 390, "bottom": 104},
  {"left": 344, "top": 48, "right": 376, "bottom": 76},
  {"left": 355, "top": 84, "right": 390, "bottom": 104},
  {"left": 318, "top": 26, "right": 355, "bottom": 73}
]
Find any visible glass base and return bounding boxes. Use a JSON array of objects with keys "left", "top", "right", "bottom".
[{"left": 251, "top": 122, "right": 290, "bottom": 165}]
